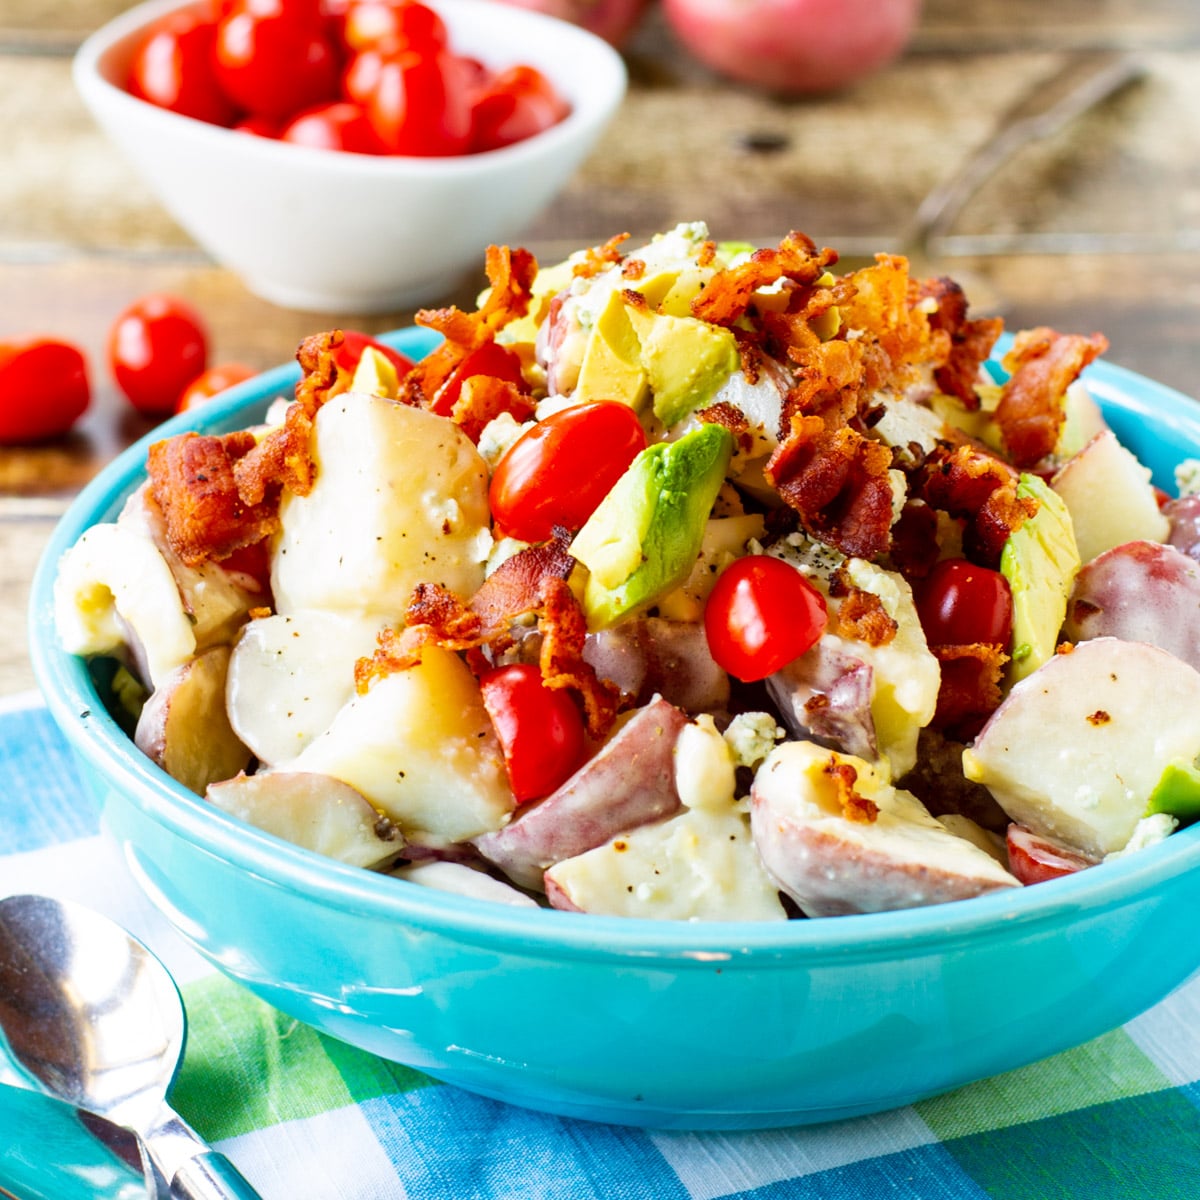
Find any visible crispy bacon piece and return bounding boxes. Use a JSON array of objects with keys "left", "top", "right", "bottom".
[
  {"left": 889, "top": 500, "right": 942, "bottom": 580},
  {"left": 232, "top": 402, "right": 316, "bottom": 505},
  {"left": 537, "top": 575, "right": 620, "bottom": 738},
  {"left": 696, "top": 401, "right": 754, "bottom": 453},
  {"left": 930, "top": 642, "right": 1009, "bottom": 742},
  {"left": 823, "top": 755, "right": 879, "bottom": 823},
  {"left": 470, "top": 535, "right": 576, "bottom": 638},
  {"left": 572, "top": 232, "right": 629, "bottom": 280},
  {"left": 692, "top": 231, "right": 838, "bottom": 328},
  {"left": 400, "top": 244, "right": 537, "bottom": 408},
  {"left": 994, "top": 327, "right": 1108, "bottom": 468},
  {"left": 767, "top": 421, "right": 896, "bottom": 559},
  {"left": 450, "top": 374, "right": 535, "bottom": 444},
  {"left": 914, "top": 276, "right": 1004, "bottom": 409},
  {"left": 354, "top": 583, "right": 483, "bottom": 692},
  {"left": 835, "top": 587, "right": 898, "bottom": 647},
  {"left": 294, "top": 330, "right": 350, "bottom": 418},
  {"left": 147, "top": 431, "right": 279, "bottom": 567}
]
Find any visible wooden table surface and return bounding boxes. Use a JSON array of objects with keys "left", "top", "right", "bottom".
[{"left": 3, "top": 0, "right": 1200, "bottom": 695}]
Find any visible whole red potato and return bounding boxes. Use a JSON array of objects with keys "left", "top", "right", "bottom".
[{"left": 663, "top": 0, "right": 922, "bottom": 94}]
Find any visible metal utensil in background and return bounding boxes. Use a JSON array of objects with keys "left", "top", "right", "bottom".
[
  {"left": 0, "top": 894, "right": 262, "bottom": 1200},
  {"left": 0, "top": 1082, "right": 158, "bottom": 1200}
]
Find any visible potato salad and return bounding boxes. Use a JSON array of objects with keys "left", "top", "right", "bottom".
[{"left": 54, "top": 223, "right": 1200, "bottom": 920}]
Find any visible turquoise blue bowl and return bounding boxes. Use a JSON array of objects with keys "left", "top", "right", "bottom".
[{"left": 28, "top": 329, "right": 1200, "bottom": 1129}]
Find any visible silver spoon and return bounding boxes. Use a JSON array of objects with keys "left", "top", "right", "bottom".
[{"left": 0, "top": 894, "right": 262, "bottom": 1200}]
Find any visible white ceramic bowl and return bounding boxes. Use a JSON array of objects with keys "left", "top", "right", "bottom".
[{"left": 73, "top": 0, "right": 626, "bottom": 312}]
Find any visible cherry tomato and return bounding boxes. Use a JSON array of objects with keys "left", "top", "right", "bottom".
[
  {"left": 704, "top": 555, "right": 828, "bottom": 682},
  {"left": 470, "top": 65, "right": 570, "bottom": 153},
  {"left": 281, "top": 100, "right": 384, "bottom": 153},
  {"left": 1006, "top": 824, "right": 1097, "bottom": 886},
  {"left": 479, "top": 663, "right": 587, "bottom": 804},
  {"left": 108, "top": 294, "right": 209, "bottom": 417},
  {"left": 916, "top": 558, "right": 1013, "bottom": 648},
  {"left": 363, "top": 49, "right": 472, "bottom": 156},
  {"left": 127, "top": 10, "right": 240, "bottom": 126},
  {"left": 233, "top": 114, "right": 282, "bottom": 137},
  {"left": 0, "top": 338, "right": 90, "bottom": 443},
  {"left": 341, "top": 0, "right": 447, "bottom": 54},
  {"left": 430, "top": 339, "right": 526, "bottom": 417},
  {"left": 176, "top": 362, "right": 257, "bottom": 413},
  {"left": 215, "top": 0, "right": 341, "bottom": 121},
  {"left": 489, "top": 401, "right": 647, "bottom": 543},
  {"left": 333, "top": 329, "right": 417, "bottom": 377}
]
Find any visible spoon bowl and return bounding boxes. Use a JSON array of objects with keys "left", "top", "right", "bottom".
[{"left": 0, "top": 894, "right": 260, "bottom": 1200}]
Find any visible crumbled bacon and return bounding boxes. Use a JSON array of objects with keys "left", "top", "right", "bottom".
[
  {"left": 572, "top": 232, "right": 629, "bottom": 279},
  {"left": 914, "top": 276, "right": 1004, "bottom": 409},
  {"left": 822, "top": 755, "right": 879, "bottom": 823},
  {"left": 537, "top": 576, "right": 621, "bottom": 738},
  {"left": 930, "top": 642, "right": 1009, "bottom": 742},
  {"left": 691, "top": 231, "right": 837, "bottom": 328},
  {"left": 994, "top": 327, "right": 1109, "bottom": 468},
  {"left": 399, "top": 244, "right": 537, "bottom": 408},
  {"left": 621, "top": 257, "right": 646, "bottom": 280},
  {"left": 294, "top": 330, "right": 350, "bottom": 418},
  {"left": 450, "top": 374, "right": 535, "bottom": 444},
  {"left": 147, "top": 431, "right": 279, "bottom": 567},
  {"left": 232, "top": 401, "right": 317, "bottom": 505},
  {"left": 889, "top": 500, "right": 942, "bottom": 580},
  {"left": 835, "top": 587, "right": 898, "bottom": 646},
  {"left": 470, "top": 534, "right": 576, "bottom": 638},
  {"left": 696, "top": 401, "right": 754, "bottom": 453}
]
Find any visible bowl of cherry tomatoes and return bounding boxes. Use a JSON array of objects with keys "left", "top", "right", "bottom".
[{"left": 72, "top": 0, "right": 625, "bottom": 312}]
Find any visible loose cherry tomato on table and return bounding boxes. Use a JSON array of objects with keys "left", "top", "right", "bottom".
[
  {"left": 916, "top": 558, "right": 1013, "bottom": 648},
  {"left": 126, "top": 9, "right": 240, "bottom": 126},
  {"left": 0, "top": 338, "right": 90, "bottom": 443},
  {"left": 214, "top": 0, "right": 341, "bottom": 121},
  {"left": 479, "top": 663, "right": 587, "bottom": 804},
  {"left": 364, "top": 49, "right": 473, "bottom": 155},
  {"left": 470, "top": 65, "right": 571, "bottom": 153},
  {"left": 704, "top": 555, "right": 828, "bottom": 683},
  {"left": 281, "top": 101, "right": 384, "bottom": 153},
  {"left": 332, "top": 329, "right": 416, "bottom": 377},
  {"left": 176, "top": 362, "right": 257, "bottom": 413},
  {"left": 108, "top": 294, "right": 208, "bottom": 417},
  {"left": 489, "top": 400, "right": 647, "bottom": 543}
]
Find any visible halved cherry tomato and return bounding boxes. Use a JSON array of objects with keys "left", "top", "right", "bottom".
[
  {"left": 916, "top": 558, "right": 1013, "bottom": 648},
  {"left": 281, "top": 100, "right": 384, "bottom": 153},
  {"left": 215, "top": 0, "right": 341, "bottom": 120},
  {"left": 176, "top": 362, "right": 257, "bottom": 413},
  {"left": 479, "top": 663, "right": 587, "bottom": 804},
  {"left": 470, "top": 65, "right": 570, "bottom": 153},
  {"left": 430, "top": 339, "right": 527, "bottom": 418},
  {"left": 363, "top": 48, "right": 472, "bottom": 156},
  {"left": 333, "top": 329, "right": 417, "bottom": 377},
  {"left": 0, "top": 338, "right": 90, "bottom": 443},
  {"left": 1006, "top": 824, "right": 1098, "bottom": 886},
  {"left": 341, "top": 0, "right": 447, "bottom": 54},
  {"left": 127, "top": 10, "right": 240, "bottom": 126},
  {"left": 489, "top": 400, "right": 647, "bottom": 543},
  {"left": 704, "top": 555, "right": 828, "bottom": 682},
  {"left": 108, "top": 294, "right": 208, "bottom": 417}
]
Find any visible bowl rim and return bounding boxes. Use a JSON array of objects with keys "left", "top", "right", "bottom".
[
  {"left": 71, "top": 0, "right": 628, "bottom": 177},
  {"left": 28, "top": 327, "right": 1200, "bottom": 966}
]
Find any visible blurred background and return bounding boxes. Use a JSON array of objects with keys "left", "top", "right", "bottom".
[{"left": 2, "top": 0, "right": 1199, "bottom": 690}]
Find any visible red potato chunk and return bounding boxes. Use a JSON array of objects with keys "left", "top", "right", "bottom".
[{"left": 473, "top": 696, "right": 688, "bottom": 890}]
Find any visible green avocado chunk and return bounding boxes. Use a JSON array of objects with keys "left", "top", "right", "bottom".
[
  {"left": 570, "top": 423, "right": 734, "bottom": 629},
  {"left": 1000, "top": 473, "right": 1080, "bottom": 683},
  {"left": 1146, "top": 757, "right": 1200, "bottom": 825}
]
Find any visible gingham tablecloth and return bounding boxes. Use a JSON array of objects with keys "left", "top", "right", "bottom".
[{"left": 4, "top": 691, "right": 1200, "bottom": 1199}]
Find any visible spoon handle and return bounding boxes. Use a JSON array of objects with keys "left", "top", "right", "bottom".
[{"left": 170, "top": 1153, "right": 262, "bottom": 1200}]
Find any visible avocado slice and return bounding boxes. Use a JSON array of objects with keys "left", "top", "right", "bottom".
[
  {"left": 572, "top": 288, "right": 650, "bottom": 410},
  {"left": 625, "top": 307, "right": 740, "bottom": 427},
  {"left": 1000, "top": 473, "right": 1081, "bottom": 683},
  {"left": 1146, "top": 757, "right": 1200, "bottom": 825},
  {"left": 570, "top": 423, "right": 734, "bottom": 629}
]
